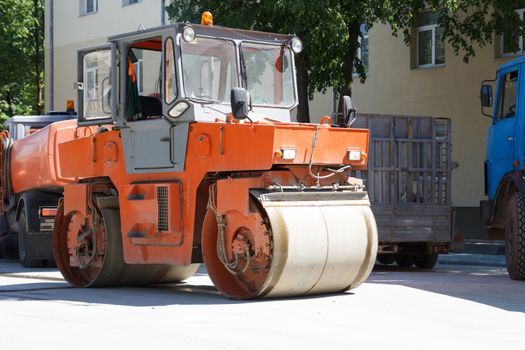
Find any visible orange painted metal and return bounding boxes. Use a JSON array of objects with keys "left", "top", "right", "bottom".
[
  {"left": 63, "top": 184, "right": 88, "bottom": 219},
  {"left": 58, "top": 120, "right": 370, "bottom": 266},
  {"left": 9, "top": 119, "right": 93, "bottom": 194}
]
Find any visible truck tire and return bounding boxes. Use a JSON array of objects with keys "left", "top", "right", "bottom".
[
  {"left": 395, "top": 254, "right": 414, "bottom": 267},
  {"left": 18, "top": 211, "right": 43, "bottom": 268},
  {"left": 413, "top": 253, "right": 438, "bottom": 269},
  {"left": 377, "top": 254, "right": 395, "bottom": 265},
  {"left": 505, "top": 192, "right": 525, "bottom": 280},
  {"left": 0, "top": 233, "right": 19, "bottom": 259}
]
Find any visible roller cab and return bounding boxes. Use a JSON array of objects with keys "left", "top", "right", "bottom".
[{"left": 53, "top": 20, "right": 378, "bottom": 299}]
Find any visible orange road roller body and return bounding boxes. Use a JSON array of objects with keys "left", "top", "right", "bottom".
[{"left": 51, "top": 21, "right": 378, "bottom": 299}]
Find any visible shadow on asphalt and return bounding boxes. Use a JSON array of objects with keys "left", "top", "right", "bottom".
[
  {"left": 0, "top": 264, "right": 353, "bottom": 306},
  {"left": 1, "top": 256, "right": 522, "bottom": 310},
  {"left": 369, "top": 257, "right": 525, "bottom": 313}
]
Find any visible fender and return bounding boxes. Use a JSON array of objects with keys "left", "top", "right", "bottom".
[
  {"left": 489, "top": 170, "right": 525, "bottom": 228},
  {"left": 16, "top": 191, "right": 62, "bottom": 233}
]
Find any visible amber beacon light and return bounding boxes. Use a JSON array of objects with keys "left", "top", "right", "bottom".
[{"left": 201, "top": 11, "right": 213, "bottom": 26}]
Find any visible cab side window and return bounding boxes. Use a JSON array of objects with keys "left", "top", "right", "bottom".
[
  {"left": 497, "top": 70, "right": 519, "bottom": 120},
  {"left": 125, "top": 37, "right": 163, "bottom": 121}
]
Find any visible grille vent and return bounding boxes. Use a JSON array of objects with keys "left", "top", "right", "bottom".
[{"left": 157, "top": 186, "right": 168, "bottom": 232}]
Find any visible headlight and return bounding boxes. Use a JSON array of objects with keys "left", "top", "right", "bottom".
[
  {"left": 182, "top": 26, "right": 196, "bottom": 42},
  {"left": 169, "top": 101, "right": 190, "bottom": 118},
  {"left": 282, "top": 148, "right": 297, "bottom": 160},
  {"left": 348, "top": 150, "right": 362, "bottom": 161},
  {"left": 291, "top": 37, "right": 303, "bottom": 54}
]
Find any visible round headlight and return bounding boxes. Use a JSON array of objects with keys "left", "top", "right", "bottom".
[
  {"left": 291, "top": 37, "right": 303, "bottom": 53},
  {"left": 182, "top": 26, "right": 196, "bottom": 42}
]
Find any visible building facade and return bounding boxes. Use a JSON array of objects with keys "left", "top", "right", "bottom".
[
  {"left": 44, "top": 0, "right": 171, "bottom": 111},
  {"left": 348, "top": 19, "right": 522, "bottom": 237}
]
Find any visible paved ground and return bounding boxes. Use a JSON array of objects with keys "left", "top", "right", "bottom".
[{"left": 0, "top": 254, "right": 523, "bottom": 350}]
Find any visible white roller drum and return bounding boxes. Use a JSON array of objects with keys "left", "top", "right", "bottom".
[{"left": 257, "top": 198, "right": 377, "bottom": 298}]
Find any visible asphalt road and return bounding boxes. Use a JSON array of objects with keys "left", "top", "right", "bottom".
[{"left": 0, "top": 255, "right": 523, "bottom": 350}]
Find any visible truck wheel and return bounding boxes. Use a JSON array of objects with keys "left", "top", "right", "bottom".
[
  {"left": 395, "top": 255, "right": 414, "bottom": 267},
  {"left": 413, "top": 254, "right": 438, "bottom": 269},
  {"left": 1, "top": 233, "right": 19, "bottom": 259},
  {"left": 505, "top": 192, "right": 525, "bottom": 280},
  {"left": 17, "top": 212, "right": 43, "bottom": 268},
  {"left": 377, "top": 254, "right": 395, "bottom": 265}
]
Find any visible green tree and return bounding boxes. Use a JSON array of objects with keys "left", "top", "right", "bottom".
[
  {"left": 167, "top": 1, "right": 525, "bottom": 122},
  {"left": 0, "top": 0, "right": 44, "bottom": 122}
]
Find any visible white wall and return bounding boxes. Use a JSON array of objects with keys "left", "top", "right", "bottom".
[{"left": 45, "top": 0, "right": 169, "bottom": 110}]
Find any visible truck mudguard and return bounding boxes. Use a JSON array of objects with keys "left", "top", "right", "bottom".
[
  {"left": 490, "top": 170, "right": 525, "bottom": 226},
  {"left": 17, "top": 191, "right": 61, "bottom": 233}
]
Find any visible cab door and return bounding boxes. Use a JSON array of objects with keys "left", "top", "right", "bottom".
[
  {"left": 117, "top": 34, "right": 187, "bottom": 174},
  {"left": 486, "top": 66, "right": 520, "bottom": 199}
]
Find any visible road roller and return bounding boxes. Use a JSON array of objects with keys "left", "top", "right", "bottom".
[{"left": 50, "top": 16, "right": 378, "bottom": 299}]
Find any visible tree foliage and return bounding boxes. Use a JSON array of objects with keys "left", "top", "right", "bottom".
[
  {"left": 167, "top": 1, "right": 525, "bottom": 121},
  {"left": 0, "top": 0, "right": 44, "bottom": 122}
]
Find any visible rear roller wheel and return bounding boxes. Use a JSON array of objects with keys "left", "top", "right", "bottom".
[
  {"left": 202, "top": 194, "right": 378, "bottom": 299},
  {"left": 53, "top": 201, "right": 198, "bottom": 287}
]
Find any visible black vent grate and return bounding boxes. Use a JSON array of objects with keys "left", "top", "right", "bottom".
[{"left": 157, "top": 186, "right": 168, "bottom": 231}]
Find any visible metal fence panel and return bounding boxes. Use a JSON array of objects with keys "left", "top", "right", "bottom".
[{"left": 351, "top": 114, "right": 453, "bottom": 244}]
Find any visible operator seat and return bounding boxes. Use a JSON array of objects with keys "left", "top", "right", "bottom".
[{"left": 139, "top": 95, "right": 162, "bottom": 119}]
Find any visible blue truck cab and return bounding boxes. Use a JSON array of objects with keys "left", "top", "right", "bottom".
[{"left": 481, "top": 56, "right": 525, "bottom": 280}]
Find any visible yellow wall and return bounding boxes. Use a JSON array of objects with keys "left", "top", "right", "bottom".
[{"left": 350, "top": 24, "right": 516, "bottom": 207}]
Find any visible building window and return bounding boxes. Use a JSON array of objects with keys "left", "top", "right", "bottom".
[
  {"left": 501, "top": 9, "right": 525, "bottom": 55},
  {"left": 354, "top": 24, "right": 369, "bottom": 76},
  {"left": 416, "top": 12, "right": 445, "bottom": 67},
  {"left": 80, "top": 0, "right": 98, "bottom": 16},
  {"left": 123, "top": 0, "right": 141, "bottom": 6}
]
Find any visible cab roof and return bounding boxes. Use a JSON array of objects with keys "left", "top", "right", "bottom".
[
  {"left": 500, "top": 56, "right": 525, "bottom": 70},
  {"left": 108, "top": 23, "right": 295, "bottom": 46}
]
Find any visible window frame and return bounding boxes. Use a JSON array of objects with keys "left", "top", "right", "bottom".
[
  {"left": 416, "top": 23, "right": 444, "bottom": 68},
  {"left": 80, "top": 0, "right": 98, "bottom": 16},
  {"left": 164, "top": 36, "right": 178, "bottom": 105},
  {"left": 122, "top": 0, "right": 141, "bottom": 7},
  {"left": 496, "top": 70, "right": 519, "bottom": 121},
  {"left": 353, "top": 24, "right": 369, "bottom": 77},
  {"left": 501, "top": 8, "right": 525, "bottom": 56},
  {"left": 77, "top": 44, "right": 115, "bottom": 126}
]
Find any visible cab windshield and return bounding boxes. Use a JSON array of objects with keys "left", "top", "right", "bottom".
[
  {"left": 181, "top": 37, "right": 236, "bottom": 103},
  {"left": 241, "top": 43, "right": 295, "bottom": 107},
  {"left": 180, "top": 37, "right": 296, "bottom": 107}
]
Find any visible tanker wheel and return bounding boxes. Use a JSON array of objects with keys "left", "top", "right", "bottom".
[
  {"left": 395, "top": 254, "right": 414, "bottom": 267},
  {"left": 377, "top": 254, "right": 395, "bottom": 265},
  {"left": 17, "top": 211, "right": 43, "bottom": 268},
  {"left": 202, "top": 196, "right": 272, "bottom": 299},
  {"left": 504, "top": 192, "right": 525, "bottom": 280},
  {"left": 413, "top": 253, "right": 438, "bottom": 269}
]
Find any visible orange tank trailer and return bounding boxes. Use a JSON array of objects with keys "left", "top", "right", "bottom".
[
  {"left": 9, "top": 119, "right": 82, "bottom": 193},
  {"left": 0, "top": 114, "right": 83, "bottom": 267}
]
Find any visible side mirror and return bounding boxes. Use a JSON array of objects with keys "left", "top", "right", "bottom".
[
  {"left": 231, "top": 87, "right": 250, "bottom": 120},
  {"left": 481, "top": 84, "right": 493, "bottom": 107},
  {"left": 342, "top": 95, "right": 357, "bottom": 127}
]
